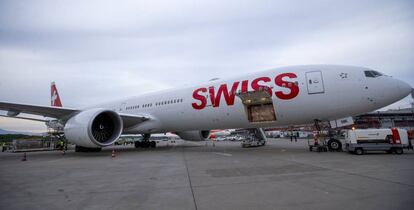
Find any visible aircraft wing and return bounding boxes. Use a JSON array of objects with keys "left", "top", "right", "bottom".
[
  {"left": 0, "top": 114, "right": 49, "bottom": 122},
  {"left": 0, "top": 101, "right": 150, "bottom": 128},
  {"left": 0, "top": 101, "right": 78, "bottom": 119}
]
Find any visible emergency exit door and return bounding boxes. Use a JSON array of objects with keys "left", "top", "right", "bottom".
[
  {"left": 306, "top": 71, "right": 325, "bottom": 94},
  {"left": 119, "top": 102, "right": 126, "bottom": 112}
]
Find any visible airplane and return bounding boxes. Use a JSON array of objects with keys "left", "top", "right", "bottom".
[{"left": 0, "top": 65, "right": 412, "bottom": 152}]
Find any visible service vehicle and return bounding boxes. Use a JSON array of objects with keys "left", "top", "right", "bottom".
[{"left": 345, "top": 128, "right": 409, "bottom": 155}]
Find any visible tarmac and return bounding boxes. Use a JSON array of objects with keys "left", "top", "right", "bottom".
[{"left": 1, "top": 138, "right": 413, "bottom": 210}]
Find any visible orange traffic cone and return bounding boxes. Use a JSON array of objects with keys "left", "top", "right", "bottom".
[
  {"left": 111, "top": 149, "right": 116, "bottom": 158},
  {"left": 21, "top": 152, "right": 27, "bottom": 161}
]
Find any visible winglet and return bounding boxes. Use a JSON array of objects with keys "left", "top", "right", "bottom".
[{"left": 51, "top": 82, "right": 62, "bottom": 107}]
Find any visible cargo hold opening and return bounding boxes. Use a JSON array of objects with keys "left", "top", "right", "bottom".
[{"left": 236, "top": 88, "right": 276, "bottom": 123}]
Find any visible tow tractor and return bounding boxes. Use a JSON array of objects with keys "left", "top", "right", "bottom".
[
  {"left": 241, "top": 135, "right": 266, "bottom": 148},
  {"left": 240, "top": 128, "right": 267, "bottom": 148}
]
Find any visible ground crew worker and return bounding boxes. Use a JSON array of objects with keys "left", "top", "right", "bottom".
[
  {"left": 295, "top": 131, "right": 299, "bottom": 142},
  {"left": 59, "top": 140, "right": 64, "bottom": 151},
  {"left": 1, "top": 142, "right": 6, "bottom": 152},
  {"left": 313, "top": 132, "right": 319, "bottom": 146}
]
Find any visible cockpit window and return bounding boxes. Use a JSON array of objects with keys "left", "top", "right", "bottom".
[{"left": 364, "top": 70, "right": 383, "bottom": 78}]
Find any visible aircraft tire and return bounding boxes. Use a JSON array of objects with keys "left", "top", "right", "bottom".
[
  {"left": 150, "top": 141, "right": 156, "bottom": 148},
  {"left": 355, "top": 148, "right": 364, "bottom": 155},
  {"left": 394, "top": 148, "right": 403, "bottom": 155},
  {"left": 134, "top": 141, "right": 141, "bottom": 148},
  {"left": 327, "top": 139, "right": 342, "bottom": 151},
  {"left": 75, "top": 145, "right": 102, "bottom": 152}
]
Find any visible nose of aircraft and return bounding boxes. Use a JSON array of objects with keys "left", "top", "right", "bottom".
[{"left": 397, "top": 79, "right": 412, "bottom": 98}]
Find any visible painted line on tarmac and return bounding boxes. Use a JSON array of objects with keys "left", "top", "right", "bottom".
[{"left": 214, "top": 152, "right": 232, "bottom": 157}]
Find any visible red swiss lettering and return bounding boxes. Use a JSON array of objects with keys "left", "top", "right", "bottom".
[
  {"left": 251, "top": 77, "right": 272, "bottom": 96},
  {"left": 191, "top": 88, "right": 207, "bottom": 110},
  {"left": 275, "top": 73, "right": 299, "bottom": 100},
  {"left": 209, "top": 82, "right": 240, "bottom": 107},
  {"left": 241, "top": 80, "right": 249, "bottom": 93}
]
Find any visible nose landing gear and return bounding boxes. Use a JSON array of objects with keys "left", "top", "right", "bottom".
[{"left": 134, "top": 134, "right": 157, "bottom": 148}]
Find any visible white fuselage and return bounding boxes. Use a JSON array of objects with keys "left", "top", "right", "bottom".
[{"left": 92, "top": 65, "right": 411, "bottom": 134}]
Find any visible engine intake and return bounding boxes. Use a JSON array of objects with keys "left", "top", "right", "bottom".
[
  {"left": 176, "top": 130, "right": 210, "bottom": 141},
  {"left": 64, "top": 109, "right": 123, "bottom": 148}
]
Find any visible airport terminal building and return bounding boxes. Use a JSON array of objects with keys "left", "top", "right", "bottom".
[{"left": 354, "top": 108, "right": 414, "bottom": 129}]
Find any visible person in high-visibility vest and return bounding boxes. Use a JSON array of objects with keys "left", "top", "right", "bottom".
[
  {"left": 1, "top": 142, "right": 6, "bottom": 152},
  {"left": 59, "top": 140, "right": 64, "bottom": 151},
  {"left": 313, "top": 132, "right": 319, "bottom": 146}
]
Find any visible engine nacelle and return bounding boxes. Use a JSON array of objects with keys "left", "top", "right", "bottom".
[
  {"left": 176, "top": 130, "right": 210, "bottom": 141},
  {"left": 64, "top": 108, "right": 123, "bottom": 148}
]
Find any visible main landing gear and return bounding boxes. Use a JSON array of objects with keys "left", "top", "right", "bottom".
[
  {"left": 134, "top": 141, "right": 157, "bottom": 148},
  {"left": 308, "top": 120, "right": 343, "bottom": 152},
  {"left": 134, "top": 134, "right": 157, "bottom": 148},
  {"left": 75, "top": 145, "right": 102, "bottom": 152}
]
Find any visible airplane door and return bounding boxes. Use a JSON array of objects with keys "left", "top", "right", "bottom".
[
  {"left": 306, "top": 71, "right": 325, "bottom": 94},
  {"left": 119, "top": 102, "right": 126, "bottom": 112}
]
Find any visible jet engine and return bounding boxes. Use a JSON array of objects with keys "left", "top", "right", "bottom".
[
  {"left": 64, "top": 108, "right": 123, "bottom": 148},
  {"left": 176, "top": 130, "right": 210, "bottom": 141}
]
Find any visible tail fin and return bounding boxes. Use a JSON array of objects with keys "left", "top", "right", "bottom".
[{"left": 51, "top": 82, "right": 62, "bottom": 107}]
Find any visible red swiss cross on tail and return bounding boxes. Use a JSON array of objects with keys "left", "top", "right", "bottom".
[{"left": 51, "top": 82, "right": 62, "bottom": 107}]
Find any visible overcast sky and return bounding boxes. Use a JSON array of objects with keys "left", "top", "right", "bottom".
[{"left": 0, "top": 0, "right": 413, "bottom": 132}]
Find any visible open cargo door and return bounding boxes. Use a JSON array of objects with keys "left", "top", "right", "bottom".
[{"left": 236, "top": 88, "right": 276, "bottom": 123}]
